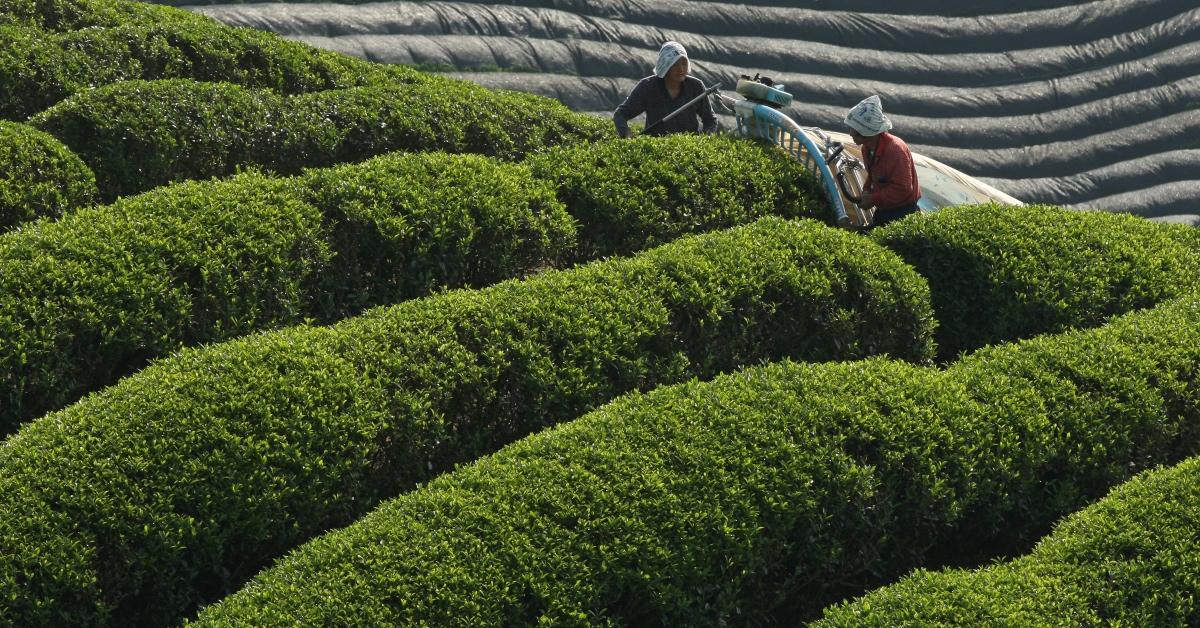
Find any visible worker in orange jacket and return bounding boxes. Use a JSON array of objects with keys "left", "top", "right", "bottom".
[{"left": 844, "top": 95, "right": 922, "bottom": 229}]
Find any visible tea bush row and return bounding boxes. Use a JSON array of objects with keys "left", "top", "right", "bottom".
[
  {"left": 524, "top": 134, "right": 824, "bottom": 260},
  {"left": 816, "top": 455, "right": 1200, "bottom": 626},
  {"left": 31, "top": 77, "right": 610, "bottom": 200},
  {"left": 0, "top": 134, "right": 818, "bottom": 432},
  {"left": 0, "top": 153, "right": 569, "bottom": 431},
  {"left": 0, "top": 21, "right": 423, "bottom": 121},
  {"left": 873, "top": 203, "right": 1200, "bottom": 361},
  {"left": 190, "top": 291, "right": 1200, "bottom": 625},
  {"left": 524, "top": 136, "right": 820, "bottom": 259},
  {"left": 0, "top": 120, "right": 95, "bottom": 230},
  {"left": 0, "top": 218, "right": 934, "bottom": 626},
  {"left": 284, "top": 82, "right": 612, "bottom": 173},
  {"left": 0, "top": 0, "right": 189, "bottom": 31}
]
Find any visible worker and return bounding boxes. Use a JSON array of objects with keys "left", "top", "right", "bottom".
[
  {"left": 844, "top": 95, "right": 921, "bottom": 228},
  {"left": 613, "top": 41, "right": 718, "bottom": 138}
]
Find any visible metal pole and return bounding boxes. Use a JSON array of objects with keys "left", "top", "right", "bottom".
[{"left": 641, "top": 84, "right": 721, "bottom": 135}]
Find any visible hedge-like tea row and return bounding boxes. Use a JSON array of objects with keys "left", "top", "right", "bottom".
[
  {"left": 281, "top": 82, "right": 612, "bottom": 170},
  {"left": 816, "top": 456, "right": 1200, "bottom": 626},
  {"left": 0, "top": 22, "right": 422, "bottom": 121},
  {"left": 0, "top": 153, "right": 574, "bottom": 431},
  {"left": 0, "top": 120, "right": 95, "bottom": 230},
  {"left": 32, "top": 78, "right": 611, "bottom": 200},
  {"left": 31, "top": 79, "right": 286, "bottom": 200},
  {"left": 526, "top": 135, "right": 826, "bottom": 259},
  {"left": 0, "top": 0, "right": 185, "bottom": 31},
  {"left": 873, "top": 203, "right": 1200, "bottom": 361},
  {"left": 0, "top": 218, "right": 934, "bottom": 626},
  {"left": 300, "top": 152, "right": 575, "bottom": 320},
  {"left": 190, "top": 292, "right": 1200, "bottom": 625},
  {"left": 309, "top": 133, "right": 822, "bottom": 314},
  {"left": 0, "top": 133, "right": 817, "bottom": 431}
]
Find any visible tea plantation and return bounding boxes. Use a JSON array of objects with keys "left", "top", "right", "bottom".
[{"left": 0, "top": 0, "right": 1198, "bottom": 625}]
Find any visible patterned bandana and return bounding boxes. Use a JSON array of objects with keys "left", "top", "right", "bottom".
[
  {"left": 844, "top": 95, "right": 893, "bottom": 136},
  {"left": 654, "top": 41, "right": 688, "bottom": 78}
]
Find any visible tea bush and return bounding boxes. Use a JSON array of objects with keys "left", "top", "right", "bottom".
[
  {"left": 0, "top": 120, "right": 95, "bottom": 230},
  {"left": 0, "top": 0, "right": 189, "bottom": 31},
  {"left": 872, "top": 203, "right": 1200, "bottom": 361},
  {"left": 57, "top": 20, "right": 418, "bottom": 92},
  {"left": 526, "top": 133, "right": 828, "bottom": 260},
  {"left": 0, "top": 154, "right": 574, "bottom": 430},
  {"left": 816, "top": 456, "right": 1200, "bottom": 626},
  {"left": 0, "top": 128, "right": 829, "bottom": 431},
  {"left": 0, "top": 218, "right": 933, "bottom": 626},
  {"left": 0, "top": 173, "right": 328, "bottom": 431},
  {"left": 32, "top": 78, "right": 610, "bottom": 200},
  {"left": 31, "top": 79, "right": 288, "bottom": 200},
  {"left": 0, "top": 22, "right": 422, "bottom": 121},
  {"left": 190, "top": 292, "right": 1200, "bottom": 625},
  {"left": 299, "top": 152, "right": 575, "bottom": 319},
  {"left": 280, "top": 81, "right": 611, "bottom": 168}
]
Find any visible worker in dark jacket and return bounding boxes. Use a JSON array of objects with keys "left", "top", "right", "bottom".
[
  {"left": 613, "top": 41, "right": 718, "bottom": 138},
  {"left": 844, "top": 95, "right": 922, "bottom": 228}
]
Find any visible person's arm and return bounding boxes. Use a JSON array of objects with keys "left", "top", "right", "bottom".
[{"left": 613, "top": 80, "right": 650, "bottom": 138}]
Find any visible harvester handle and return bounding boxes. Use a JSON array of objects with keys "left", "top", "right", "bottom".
[
  {"left": 641, "top": 83, "right": 722, "bottom": 135},
  {"left": 835, "top": 170, "right": 863, "bottom": 205}
]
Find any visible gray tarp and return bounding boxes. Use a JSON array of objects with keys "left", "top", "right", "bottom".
[{"left": 187, "top": 0, "right": 1200, "bottom": 221}]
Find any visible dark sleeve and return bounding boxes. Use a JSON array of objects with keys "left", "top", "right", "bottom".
[{"left": 614, "top": 79, "right": 650, "bottom": 136}]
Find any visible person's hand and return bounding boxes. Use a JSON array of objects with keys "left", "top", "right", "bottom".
[
  {"left": 619, "top": 129, "right": 635, "bottom": 139},
  {"left": 858, "top": 192, "right": 877, "bottom": 210}
]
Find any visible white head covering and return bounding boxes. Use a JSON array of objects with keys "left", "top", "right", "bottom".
[
  {"left": 654, "top": 41, "right": 688, "bottom": 78},
  {"left": 844, "top": 95, "right": 893, "bottom": 136}
]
